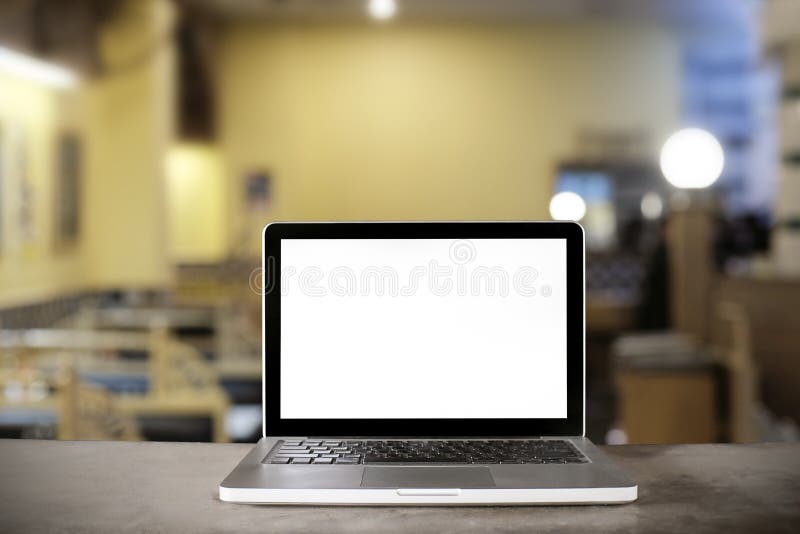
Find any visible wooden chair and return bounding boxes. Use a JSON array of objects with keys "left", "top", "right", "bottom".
[
  {"left": 57, "top": 363, "right": 141, "bottom": 441},
  {"left": 1, "top": 328, "right": 230, "bottom": 442}
]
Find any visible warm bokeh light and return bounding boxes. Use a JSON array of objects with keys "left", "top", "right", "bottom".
[
  {"left": 660, "top": 128, "right": 724, "bottom": 189},
  {"left": 549, "top": 192, "right": 587, "bottom": 221},
  {"left": 368, "top": 0, "right": 397, "bottom": 20},
  {"left": 0, "top": 46, "right": 78, "bottom": 88},
  {"left": 640, "top": 191, "right": 664, "bottom": 220}
]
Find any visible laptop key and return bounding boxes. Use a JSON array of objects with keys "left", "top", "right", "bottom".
[
  {"left": 270, "top": 458, "right": 291, "bottom": 464},
  {"left": 276, "top": 454, "right": 317, "bottom": 459},
  {"left": 291, "top": 458, "right": 312, "bottom": 464},
  {"left": 298, "top": 440, "right": 587, "bottom": 465},
  {"left": 313, "top": 458, "right": 334, "bottom": 464}
]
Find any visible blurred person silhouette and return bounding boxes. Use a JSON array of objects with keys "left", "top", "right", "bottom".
[{"left": 635, "top": 219, "right": 671, "bottom": 330}]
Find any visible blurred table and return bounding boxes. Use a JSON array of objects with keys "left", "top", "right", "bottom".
[
  {"left": 86, "top": 307, "right": 215, "bottom": 330},
  {"left": 586, "top": 295, "right": 636, "bottom": 334},
  {"left": 0, "top": 440, "right": 798, "bottom": 533}
]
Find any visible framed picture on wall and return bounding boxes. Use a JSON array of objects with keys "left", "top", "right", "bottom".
[
  {"left": 8, "top": 121, "right": 34, "bottom": 252},
  {"left": 54, "top": 131, "right": 81, "bottom": 249},
  {"left": 245, "top": 170, "right": 272, "bottom": 212}
]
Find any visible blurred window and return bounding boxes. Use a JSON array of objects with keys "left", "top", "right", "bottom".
[{"left": 556, "top": 170, "right": 615, "bottom": 251}]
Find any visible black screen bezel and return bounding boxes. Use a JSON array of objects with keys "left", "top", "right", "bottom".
[{"left": 263, "top": 221, "right": 584, "bottom": 437}]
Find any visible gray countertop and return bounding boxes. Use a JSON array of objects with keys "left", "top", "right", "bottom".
[{"left": 0, "top": 439, "right": 798, "bottom": 533}]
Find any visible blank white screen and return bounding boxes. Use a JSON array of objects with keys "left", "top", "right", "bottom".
[{"left": 280, "top": 238, "right": 567, "bottom": 419}]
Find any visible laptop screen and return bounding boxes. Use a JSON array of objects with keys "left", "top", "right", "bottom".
[{"left": 279, "top": 238, "right": 567, "bottom": 420}]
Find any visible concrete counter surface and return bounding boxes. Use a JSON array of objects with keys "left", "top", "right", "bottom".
[{"left": 0, "top": 440, "right": 798, "bottom": 533}]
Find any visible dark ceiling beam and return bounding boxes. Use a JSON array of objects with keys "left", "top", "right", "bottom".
[{"left": 0, "top": 0, "right": 122, "bottom": 75}]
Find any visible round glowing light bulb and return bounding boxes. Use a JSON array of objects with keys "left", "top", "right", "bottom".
[
  {"left": 660, "top": 128, "right": 724, "bottom": 189},
  {"left": 549, "top": 191, "right": 586, "bottom": 221},
  {"left": 368, "top": 0, "right": 397, "bottom": 20},
  {"left": 640, "top": 191, "right": 664, "bottom": 220}
]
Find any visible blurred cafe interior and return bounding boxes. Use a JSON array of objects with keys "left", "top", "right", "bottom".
[{"left": 0, "top": 0, "right": 799, "bottom": 446}]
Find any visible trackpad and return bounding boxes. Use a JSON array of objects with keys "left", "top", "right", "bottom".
[{"left": 361, "top": 466, "right": 496, "bottom": 488}]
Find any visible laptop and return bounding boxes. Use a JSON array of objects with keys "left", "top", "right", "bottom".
[{"left": 220, "top": 221, "right": 637, "bottom": 505}]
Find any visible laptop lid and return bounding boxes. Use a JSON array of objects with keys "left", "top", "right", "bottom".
[{"left": 261, "top": 222, "right": 584, "bottom": 437}]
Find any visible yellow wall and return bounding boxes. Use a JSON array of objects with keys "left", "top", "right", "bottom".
[
  {"left": 0, "top": 75, "right": 88, "bottom": 305},
  {"left": 219, "top": 21, "right": 680, "bottom": 253},
  {"left": 0, "top": 0, "right": 174, "bottom": 306},
  {"left": 166, "top": 143, "right": 227, "bottom": 263},
  {"left": 83, "top": 0, "right": 174, "bottom": 288},
  {"left": 1, "top": 14, "right": 681, "bottom": 305}
]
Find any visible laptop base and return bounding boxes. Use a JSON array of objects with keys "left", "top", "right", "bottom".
[{"left": 220, "top": 437, "right": 638, "bottom": 505}]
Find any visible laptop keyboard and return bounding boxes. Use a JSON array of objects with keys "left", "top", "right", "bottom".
[{"left": 266, "top": 439, "right": 588, "bottom": 465}]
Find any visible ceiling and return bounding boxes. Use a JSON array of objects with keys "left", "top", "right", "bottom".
[
  {"left": 0, "top": 0, "right": 757, "bottom": 77},
  {"left": 184, "top": 0, "right": 756, "bottom": 33}
]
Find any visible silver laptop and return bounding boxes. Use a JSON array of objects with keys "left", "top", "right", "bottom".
[{"left": 220, "top": 221, "right": 637, "bottom": 505}]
